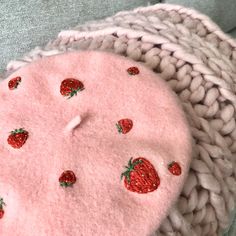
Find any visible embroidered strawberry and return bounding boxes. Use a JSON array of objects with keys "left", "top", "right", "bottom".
[
  {"left": 127, "top": 67, "right": 139, "bottom": 75},
  {"left": 121, "top": 157, "right": 160, "bottom": 194},
  {"left": 7, "top": 128, "right": 28, "bottom": 149},
  {"left": 60, "top": 78, "right": 84, "bottom": 98},
  {"left": 116, "top": 119, "right": 133, "bottom": 134},
  {"left": 168, "top": 161, "right": 181, "bottom": 176},
  {"left": 59, "top": 170, "right": 77, "bottom": 187},
  {"left": 0, "top": 198, "right": 6, "bottom": 219},
  {"left": 8, "top": 76, "right": 21, "bottom": 90}
]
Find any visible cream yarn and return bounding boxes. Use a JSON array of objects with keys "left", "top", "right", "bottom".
[{"left": 2, "top": 4, "right": 236, "bottom": 236}]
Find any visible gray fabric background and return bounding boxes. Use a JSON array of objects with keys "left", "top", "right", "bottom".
[
  {"left": 1, "top": 0, "right": 236, "bottom": 72},
  {"left": 164, "top": 0, "right": 236, "bottom": 32},
  {"left": 1, "top": 0, "right": 236, "bottom": 73},
  {"left": 0, "top": 0, "right": 158, "bottom": 72}
]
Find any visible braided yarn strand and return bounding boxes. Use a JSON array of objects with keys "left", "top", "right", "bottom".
[{"left": 2, "top": 4, "right": 236, "bottom": 236}]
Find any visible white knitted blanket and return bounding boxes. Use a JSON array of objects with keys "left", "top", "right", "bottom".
[{"left": 2, "top": 4, "right": 236, "bottom": 236}]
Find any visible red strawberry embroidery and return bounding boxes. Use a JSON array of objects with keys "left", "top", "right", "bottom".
[
  {"left": 127, "top": 67, "right": 139, "bottom": 75},
  {"left": 7, "top": 128, "right": 28, "bottom": 149},
  {"left": 8, "top": 76, "right": 21, "bottom": 90},
  {"left": 116, "top": 119, "right": 133, "bottom": 134},
  {"left": 168, "top": 162, "right": 181, "bottom": 176},
  {"left": 0, "top": 198, "right": 6, "bottom": 219},
  {"left": 60, "top": 78, "right": 84, "bottom": 98},
  {"left": 59, "top": 170, "right": 77, "bottom": 187},
  {"left": 121, "top": 157, "right": 160, "bottom": 194}
]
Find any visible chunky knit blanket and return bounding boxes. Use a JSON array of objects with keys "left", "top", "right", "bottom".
[{"left": 2, "top": 4, "right": 236, "bottom": 236}]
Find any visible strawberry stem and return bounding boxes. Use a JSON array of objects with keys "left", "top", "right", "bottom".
[
  {"left": 121, "top": 158, "right": 143, "bottom": 183},
  {"left": 60, "top": 182, "right": 73, "bottom": 187},
  {"left": 168, "top": 161, "right": 175, "bottom": 168},
  {"left": 68, "top": 87, "right": 85, "bottom": 99},
  {"left": 116, "top": 123, "right": 122, "bottom": 133},
  {"left": 0, "top": 198, "right": 6, "bottom": 209},
  {"left": 11, "top": 128, "right": 25, "bottom": 134},
  {"left": 15, "top": 80, "right": 21, "bottom": 88}
]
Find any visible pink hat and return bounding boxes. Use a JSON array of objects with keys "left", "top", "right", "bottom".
[{"left": 0, "top": 51, "right": 192, "bottom": 236}]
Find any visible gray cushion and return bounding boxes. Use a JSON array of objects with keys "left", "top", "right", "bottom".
[
  {"left": 229, "top": 28, "right": 236, "bottom": 38},
  {"left": 0, "top": 0, "right": 159, "bottom": 72},
  {"left": 164, "top": 0, "right": 236, "bottom": 32}
]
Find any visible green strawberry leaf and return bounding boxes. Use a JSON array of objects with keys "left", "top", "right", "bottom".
[
  {"left": 68, "top": 87, "right": 85, "bottom": 99},
  {"left": 60, "top": 182, "right": 73, "bottom": 187},
  {"left": 128, "top": 158, "right": 133, "bottom": 167},
  {"left": 116, "top": 123, "right": 122, "bottom": 133}
]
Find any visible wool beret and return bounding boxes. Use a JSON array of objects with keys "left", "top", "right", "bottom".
[{"left": 0, "top": 51, "right": 192, "bottom": 236}]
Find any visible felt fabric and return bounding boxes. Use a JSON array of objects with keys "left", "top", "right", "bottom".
[{"left": 0, "top": 51, "right": 192, "bottom": 236}]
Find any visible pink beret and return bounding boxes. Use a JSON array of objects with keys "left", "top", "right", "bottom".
[{"left": 0, "top": 51, "right": 192, "bottom": 236}]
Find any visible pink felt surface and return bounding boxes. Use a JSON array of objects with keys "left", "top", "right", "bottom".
[{"left": 0, "top": 51, "right": 192, "bottom": 236}]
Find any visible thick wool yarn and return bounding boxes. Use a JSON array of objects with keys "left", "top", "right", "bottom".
[{"left": 2, "top": 3, "right": 236, "bottom": 236}]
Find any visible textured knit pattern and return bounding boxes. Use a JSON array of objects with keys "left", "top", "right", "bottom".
[
  {"left": 1, "top": 3, "right": 236, "bottom": 236},
  {"left": 0, "top": 51, "right": 192, "bottom": 236}
]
